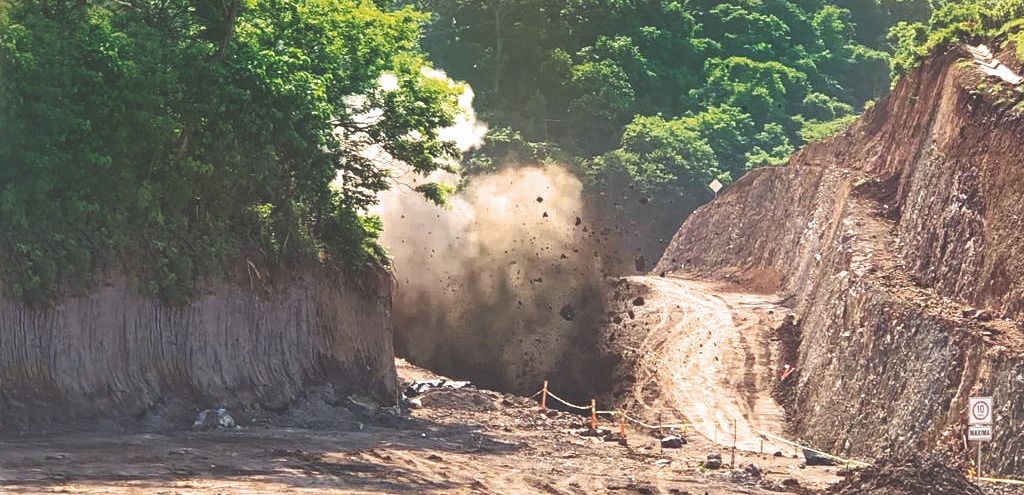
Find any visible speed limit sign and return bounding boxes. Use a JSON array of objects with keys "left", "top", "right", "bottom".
[
  {"left": 968, "top": 396, "right": 993, "bottom": 442},
  {"left": 969, "top": 397, "right": 993, "bottom": 425}
]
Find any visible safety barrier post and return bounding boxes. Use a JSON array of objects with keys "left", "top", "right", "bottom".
[
  {"left": 541, "top": 380, "right": 548, "bottom": 410},
  {"left": 731, "top": 419, "right": 737, "bottom": 468},
  {"left": 590, "top": 399, "right": 597, "bottom": 430},
  {"left": 619, "top": 411, "right": 627, "bottom": 441}
]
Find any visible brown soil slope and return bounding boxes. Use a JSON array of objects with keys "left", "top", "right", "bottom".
[
  {"left": 0, "top": 263, "right": 397, "bottom": 432},
  {"left": 656, "top": 46, "right": 1024, "bottom": 477}
]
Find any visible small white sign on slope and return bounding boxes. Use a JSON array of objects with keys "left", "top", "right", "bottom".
[
  {"left": 968, "top": 396, "right": 993, "bottom": 441},
  {"left": 969, "top": 424, "right": 993, "bottom": 441},
  {"left": 708, "top": 179, "right": 723, "bottom": 194}
]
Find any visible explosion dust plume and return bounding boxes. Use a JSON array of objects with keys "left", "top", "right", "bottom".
[{"left": 380, "top": 165, "right": 607, "bottom": 394}]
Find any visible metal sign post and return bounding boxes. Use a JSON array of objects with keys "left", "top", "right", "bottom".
[{"left": 968, "top": 396, "right": 994, "bottom": 482}]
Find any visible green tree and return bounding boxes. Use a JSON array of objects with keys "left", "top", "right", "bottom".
[
  {"left": 0, "top": 0, "right": 463, "bottom": 304},
  {"left": 887, "top": 0, "right": 1024, "bottom": 79},
  {"left": 401, "top": 0, "right": 982, "bottom": 267}
]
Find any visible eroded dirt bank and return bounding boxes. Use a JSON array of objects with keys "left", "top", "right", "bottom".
[
  {"left": 655, "top": 47, "right": 1024, "bottom": 476},
  {"left": 0, "top": 263, "right": 396, "bottom": 431}
]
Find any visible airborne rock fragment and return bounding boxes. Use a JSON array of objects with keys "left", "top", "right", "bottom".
[{"left": 560, "top": 303, "right": 577, "bottom": 321}]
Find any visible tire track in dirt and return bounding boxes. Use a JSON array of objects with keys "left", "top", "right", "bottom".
[{"left": 625, "top": 275, "right": 790, "bottom": 452}]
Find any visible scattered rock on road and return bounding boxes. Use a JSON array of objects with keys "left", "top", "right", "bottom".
[
  {"left": 701, "top": 453, "right": 723, "bottom": 470},
  {"left": 803, "top": 448, "right": 837, "bottom": 466},
  {"left": 823, "top": 455, "right": 984, "bottom": 495},
  {"left": 737, "top": 463, "right": 762, "bottom": 479},
  {"left": 404, "top": 379, "right": 471, "bottom": 397},
  {"left": 346, "top": 395, "right": 380, "bottom": 417},
  {"left": 192, "top": 408, "right": 237, "bottom": 431}
]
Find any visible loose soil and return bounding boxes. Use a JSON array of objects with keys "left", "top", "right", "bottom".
[
  {"left": 1, "top": 359, "right": 842, "bottom": 495},
  {"left": 824, "top": 455, "right": 984, "bottom": 495},
  {"left": 616, "top": 275, "right": 791, "bottom": 453}
]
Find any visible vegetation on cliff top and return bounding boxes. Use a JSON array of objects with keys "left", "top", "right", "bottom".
[
  {"left": 404, "top": 0, "right": 1024, "bottom": 265},
  {"left": 411, "top": 0, "right": 895, "bottom": 184},
  {"left": 0, "top": 0, "right": 463, "bottom": 304},
  {"left": 889, "top": 0, "right": 1024, "bottom": 78},
  {"left": 5, "top": 0, "right": 1024, "bottom": 304}
]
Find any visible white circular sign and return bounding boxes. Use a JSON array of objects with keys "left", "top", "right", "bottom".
[
  {"left": 972, "top": 401, "right": 990, "bottom": 422},
  {"left": 969, "top": 397, "right": 993, "bottom": 425}
]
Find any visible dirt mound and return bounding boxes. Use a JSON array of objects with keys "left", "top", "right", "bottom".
[{"left": 824, "top": 456, "right": 983, "bottom": 495}]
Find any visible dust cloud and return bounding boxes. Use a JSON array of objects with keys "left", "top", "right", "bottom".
[{"left": 380, "top": 165, "right": 607, "bottom": 395}]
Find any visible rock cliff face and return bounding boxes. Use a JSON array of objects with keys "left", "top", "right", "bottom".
[
  {"left": 657, "top": 49, "right": 1024, "bottom": 476},
  {"left": 0, "top": 263, "right": 396, "bottom": 431}
]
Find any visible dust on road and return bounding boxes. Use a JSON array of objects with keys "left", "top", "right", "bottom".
[
  {"left": 620, "top": 275, "right": 790, "bottom": 453},
  {"left": 0, "top": 360, "right": 836, "bottom": 495}
]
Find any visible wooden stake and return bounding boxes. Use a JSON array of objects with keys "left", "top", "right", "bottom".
[
  {"left": 541, "top": 380, "right": 548, "bottom": 410},
  {"left": 590, "top": 399, "right": 597, "bottom": 430},
  {"left": 731, "top": 419, "right": 737, "bottom": 469},
  {"left": 619, "top": 411, "right": 627, "bottom": 440}
]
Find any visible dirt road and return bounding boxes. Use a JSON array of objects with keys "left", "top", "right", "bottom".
[
  {"left": 622, "top": 275, "right": 790, "bottom": 452},
  {"left": 0, "top": 359, "right": 838, "bottom": 495}
]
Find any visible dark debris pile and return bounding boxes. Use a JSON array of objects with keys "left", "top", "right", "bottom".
[{"left": 824, "top": 455, "right": 984, "bottom": 495}]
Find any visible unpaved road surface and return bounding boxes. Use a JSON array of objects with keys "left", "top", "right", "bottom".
[
  {"left": 0, "top": 360, "right": 838, "bottom": 494},
  {"left": 621, "top": 275, "right": 790, "bottom": 452}
]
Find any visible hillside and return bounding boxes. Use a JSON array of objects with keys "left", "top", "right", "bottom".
[{"left": 653, "top": 43, "right": 1024, "bottom": 476}]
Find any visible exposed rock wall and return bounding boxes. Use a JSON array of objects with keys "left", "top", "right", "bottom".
[
  {"left": 656, "top": 48, "right": 1024, "bottom": 475},
  {"left": 0, "top": 264, "right": 396, "bottom": 431}
]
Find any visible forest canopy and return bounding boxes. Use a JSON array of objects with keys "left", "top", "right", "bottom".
[
  {"left": 3, "top": 0, "right": 1023, "bottom": 302},
  {"left": 0, "top": 0, "right": 464, "bottom": 303},
  {"left": 399, "top": 0, "right": 1023, "bottom": 264}
]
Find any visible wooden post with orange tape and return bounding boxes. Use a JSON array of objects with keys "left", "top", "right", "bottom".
[
  {"left": 618, "top": 411, "right": 628, "bottom": 443},
  {"left": 590, "top": 399, "right": 597, "bottom": 430},
  {"left": 541, "top": 380, "right": 548, "bottom": 410}
]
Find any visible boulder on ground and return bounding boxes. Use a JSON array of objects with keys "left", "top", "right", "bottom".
[
  {"left": 803, "top": 448, "right": 837, "bottom": 466},
  {"left": 702, "top": 453, "right": 723, "bottom": 470},
  {"left": 191, "top": 408, "right": 237, "bottom": 431}
]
